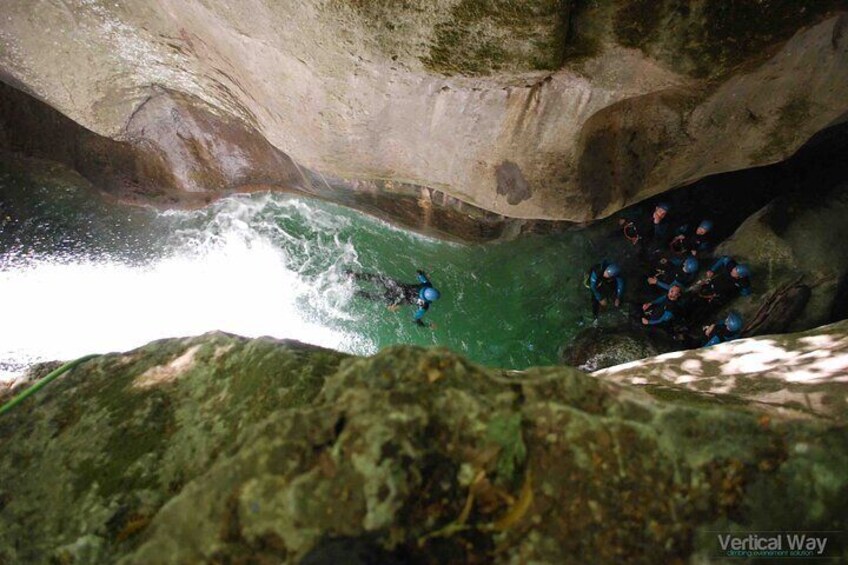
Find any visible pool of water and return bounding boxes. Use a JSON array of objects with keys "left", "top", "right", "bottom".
[{"left": 0, "top": 160, "right": 618, "bottom": 379}]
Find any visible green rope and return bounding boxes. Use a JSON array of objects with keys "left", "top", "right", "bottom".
[{"left": 0, "top": 354, "right": 100, "bottom": 417}]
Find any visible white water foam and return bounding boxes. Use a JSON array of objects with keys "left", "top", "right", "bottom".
[{"left": 0, "top": 196, "right": 375, "bottom": 383}]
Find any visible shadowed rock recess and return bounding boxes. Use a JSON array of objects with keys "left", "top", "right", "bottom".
[{"left": 0, "top": 327, "right": 846, "bottom": 563}]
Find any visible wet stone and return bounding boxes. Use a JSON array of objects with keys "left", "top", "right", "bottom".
[{"left": 0, "top": 328, "right": 845, "bottom": 562}]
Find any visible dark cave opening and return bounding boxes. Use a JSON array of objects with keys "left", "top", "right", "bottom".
[
  {"left": 567, "top": 118, "right": 848, "bottom": 362},
  {"left": 622, "top": 119, "right": 848, "bottom": 247}
]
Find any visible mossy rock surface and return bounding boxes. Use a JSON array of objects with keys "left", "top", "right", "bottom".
[
  {"left": 612, "top": 0, "right": 846, "bottom": 79},
  {"left": 595, "top": 319, "right": 848, "bottom": 423},
  {"left": 0, "top": 329, "right": 846, "bottom": 563},
  {"left": 339, "top": 0, "right": 571, "bottom": 75}
]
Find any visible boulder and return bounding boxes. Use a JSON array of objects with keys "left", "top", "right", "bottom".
[
  {"left": 1, "top": 329, "right": 846, "bottom": 562},
  {"left": 558, "top": 326, "right": 677, "bottom": 371},
  {"left": 594, "top": 319, "right": 848, "bottom": 422},
  {"left": 714, "top": 182, "right": 848, "bottom": 334}
]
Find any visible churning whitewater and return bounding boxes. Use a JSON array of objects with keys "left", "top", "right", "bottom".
[
  {"left": 0, "top": 195, "right": 379, "bottom": 380},
  {"left": 0, "top": 169, "right": 602, "bottom": 381}
]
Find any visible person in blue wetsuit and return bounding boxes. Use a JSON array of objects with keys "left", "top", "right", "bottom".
[
  {"left": 347, "top": 269, "right": 440, "bottom": 327},
  {"left": 670, "top": 219, "right": 713, "bottom": 257},
  {"left": 587, "top": 261, "right": 624, "bottom": 319},
  {"left": 702, "top": 311, "right": 743, "bottom": 347},
  {"left": 648, "top": 256, "right": 699, "bottom": 289},
  {"left": 700, "top": 256, "right": 752, "bottom": 302},
  {"left": 641, "top": 282, "right": 685, "bottom": 330}
]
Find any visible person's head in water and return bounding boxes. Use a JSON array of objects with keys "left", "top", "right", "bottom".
[
  {"left": 668, "top": 283, "right": 683, "bottom": 301},
  {"left": 422, "top": 287, "right": 440, "bottom": 302},
  {"left": 603, "top": 263, "right": 621, "bottom": 279},
  {"left": 683, "top": 257, "right": 699, "bottom": 274},
  {"left": 653, "top": 203, "right": 670, "bottom": 223},
  {"left": 731, "top": 264, "right": 750, "bottom": 279},
  {"left": 696, "top": 219, "right": 713, "bottom": 235}
]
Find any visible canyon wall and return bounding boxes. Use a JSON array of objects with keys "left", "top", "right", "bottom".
[{"left": 1, "top": 1, "right": 847, "bottom": 223}]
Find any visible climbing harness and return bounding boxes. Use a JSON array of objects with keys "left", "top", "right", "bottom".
[{"left": 622, "top": 221, "right": 640, "bottom": 245}]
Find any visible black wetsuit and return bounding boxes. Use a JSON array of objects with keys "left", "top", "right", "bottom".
[
  {"left": 622, "top": 215, "right": 671, "bottom": 257},
  {"left": 704, "top": 322, "right": 740, "bottom": 347},
  {"left": 652, "top": 260, "right": 696, "bottom": 288},
  {"left": 699, "top": 257, "right": 752, "bottom": 302},
  {"left": 641, "top": 296, "right": 683, "bottom": 329},
  {"left": 672, "top": 230, "right": 711, "bottom": 257},
  {"left": 588, "top": 262, "right": 624, "bottom": 318},
  {"left": 689, "top": 257, "right": 751, "bottom": 320},
  {"left": 350, "top": 271, "right": 434, "bottom": 325},
  {"left": 352, "top": 273, "right": 421, "bottom": 304}
]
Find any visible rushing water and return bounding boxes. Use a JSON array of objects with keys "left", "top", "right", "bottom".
[{"left": 0, "top": 161, "right": 613, "bottom": 379}]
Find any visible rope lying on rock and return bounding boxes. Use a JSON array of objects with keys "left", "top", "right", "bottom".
[{"left": 0, "top": 354, "right": 100, "bottom": 417}]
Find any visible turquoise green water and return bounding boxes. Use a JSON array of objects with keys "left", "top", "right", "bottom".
[
  {"left": 0, "top": 161, "right": 621, "bottom": 374},
  {"left": 261, "top": 197, "right": 600, "bottom": 368}
]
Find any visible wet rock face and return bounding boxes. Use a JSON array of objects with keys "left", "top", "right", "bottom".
[
  {"left": 558, "top": 327, "right": 677, "bottom": 371},
  {"left": 0, "top": 80, "right": 305, "bottom": 208},
  {"left": 715, "top": 182, "right": 848, "bottom": 335},
  {"left": 1, "top": 330, "right": 846, "bottom": 563},
  {"left": 123, "top": 90, "right": 307, "bottom": 197},
  {"left": 575, "top": 90, "right": 689, "bottom": 216},
  {"left": 1, "top": 2, "right": 847, "bottom": 222},
  {"left": 495, "top": 161, "right": 532, "bottom": 205},
  {"left": 0, "top": 81, "right": 518, "bottom": 241}
]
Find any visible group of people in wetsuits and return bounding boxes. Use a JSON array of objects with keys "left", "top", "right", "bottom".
[
  {"left": 589, "top": 202, "right": 752, "bottom": 348},
  {"left": 345, "top": 202, "right": 753, "bottom": 348}
]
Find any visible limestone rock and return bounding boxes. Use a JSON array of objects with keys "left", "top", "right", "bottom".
[
  {"left": 558, "top": 326, "right": 676, "bottom": 371},
  {"left": 1, "top": 2, "right": 846, "bottom": 222},
  {"left": 0, "top": 81, "right": 516, "bottom": 241},
  {"left": 593, "top": 319, "right": 848, "bottom": 423},
  {"left": 714, "top": 182, "right": 848, "bottom": 334},
  {"left": 0, "top": 328, "right": 846, "bottom": 562}
]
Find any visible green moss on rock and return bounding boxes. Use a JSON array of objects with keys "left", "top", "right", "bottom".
[
  {"left": 613, "top": 0, "right": 662, "bottom": 50},
  {"left": 613, "top": 0, "right": 845, "bottom": 79},
  {"left": 0, "top": 330, "right": 846, "bottom": 563},
  {"left": 643, "top": 384, "right": 751, "bottom": 409},
  {"left": 485, "top": 412, "right": 527, "bottom": 483},
  {"left": 751, "top": 97, "right": 813, "bottom": 162},
  {"left": 421, "top": 0, "right": 567, "bottom": 75}
]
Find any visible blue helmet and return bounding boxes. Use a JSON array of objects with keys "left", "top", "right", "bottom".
[
  {"left": 725, "top": 311, "right": 743, "bottom": 332},
  {"left": 655, "top": 202, "right": 671, "bottom": 212},
  {"left": 603, "top": 263, "right": 621, "bottom": 278},
  {"left": 698, "top": 219, "right": 713, "bottom": 232},
  {"left": 683, "top": 257, "right": 699, "bottom": 274},
  {"left": 422, "top": 287, "right": 440, "bottom": 302},
  {"left": 734, "top": 263, "right": 751, "bottom": 278}
]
